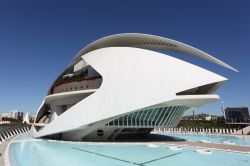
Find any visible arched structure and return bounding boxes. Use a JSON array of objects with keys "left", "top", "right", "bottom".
[{"left": 33, "top": 33, "right": 237, "bottom": 141}]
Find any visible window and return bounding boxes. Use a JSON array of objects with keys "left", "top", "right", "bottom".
[{"left": 97, "top": 129, "right": 104, "bottom": 136}]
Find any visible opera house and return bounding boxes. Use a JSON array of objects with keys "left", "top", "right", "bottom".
[{"left": 32, "top": 33, "right": 237, "bottom": 141}]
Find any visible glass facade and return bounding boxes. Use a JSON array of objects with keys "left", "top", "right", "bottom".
[{"left": 106, "top": 106, "right": 189, "bottom": 128}]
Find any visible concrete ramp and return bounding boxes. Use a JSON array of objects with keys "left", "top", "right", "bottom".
[{"left": 234, "top": 126, "right": 250, "bottom": 135}]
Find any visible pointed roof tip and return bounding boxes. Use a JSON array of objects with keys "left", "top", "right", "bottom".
[
  {"left": 224, "top": 64, "right": 239, "bottom": 72},
  {"left": 231, "top": 67, "right": 239, "bottom": 73},
  {"left": 220, "top": 64, "right": 239, "bottom": 72}
]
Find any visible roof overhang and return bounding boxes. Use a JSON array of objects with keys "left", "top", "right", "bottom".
[{"left": 73, "top": 33, "right": 238, "bottom": 72}]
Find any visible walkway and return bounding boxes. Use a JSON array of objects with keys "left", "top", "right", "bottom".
[
  {"left": 0, "top": 138, "right": 12, "bottom": 166},
  {"left": 0, "top": 124, "right": 30, "bottom": 166},
  {"left": 165, "top": 141, "right": 250, "bottom": 153},
  {"left": 113, "top": 134, "right": 250, "bottom": 153}
]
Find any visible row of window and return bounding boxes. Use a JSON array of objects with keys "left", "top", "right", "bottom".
[
  {"left": 53, "top": 78, "right": 102, "bottom": 94},
  {"left": 61, "top": 85, "right": 90, "bottom": 92},
  {"left": 54, "top": 84, "right": 95, "bottom": 93}
]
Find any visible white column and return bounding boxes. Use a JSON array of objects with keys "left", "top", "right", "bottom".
[{"left": 0, "top": 135, "right": 4, "bottom": 142}]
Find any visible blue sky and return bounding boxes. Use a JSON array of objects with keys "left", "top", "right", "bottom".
[{"left": 0, "top": 0, "right": 249, "bottom": 116}]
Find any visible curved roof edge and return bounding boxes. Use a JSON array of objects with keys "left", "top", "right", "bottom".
[{"left": 73, "top": 33, "right": 238, "bottom": 72}]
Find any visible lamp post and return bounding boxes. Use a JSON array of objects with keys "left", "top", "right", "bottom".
[{"left": 221, "top": 100, "right": 225, "bottom": 118}]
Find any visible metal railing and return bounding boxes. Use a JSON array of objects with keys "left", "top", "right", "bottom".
[{"left": 0, "top": 124, "right": 30, "bottom": 143}]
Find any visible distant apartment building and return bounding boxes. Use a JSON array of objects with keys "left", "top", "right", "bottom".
[
  {"left": 182, "top": 113, "right": 217, "bottom": 121},
  {"left": 0, "top": 110, "right": 24, "bottom": 121},
  {"left": 225, "top": 107, "right": 249, "bottom": 123}
]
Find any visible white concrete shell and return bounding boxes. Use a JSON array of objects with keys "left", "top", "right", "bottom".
[
  {"left": 33, "top": 33, "right": 236, "bottom": 141},
  {"left": 73, "top": 33, "right": 237, "bottom": 72}
]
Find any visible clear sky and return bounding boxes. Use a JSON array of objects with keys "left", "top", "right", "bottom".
[{"left": 0, "top": 0, "right": 249, "bottom": 116}]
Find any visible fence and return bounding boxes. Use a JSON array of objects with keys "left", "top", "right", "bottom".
[
  {"left": 153, "top": 127, "right": 239, "bottom": 134},
  {"left": 0, "top": 125, "right": 30, "bottom": 143}
]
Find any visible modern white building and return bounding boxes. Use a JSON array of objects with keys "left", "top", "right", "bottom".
[{"left": 33, "top": 33, "right": 237, "bottom": 141}]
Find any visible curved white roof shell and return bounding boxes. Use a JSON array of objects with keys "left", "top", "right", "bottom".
[{"left": 73, "top": 33, "right": 237, "bottom": 72}]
